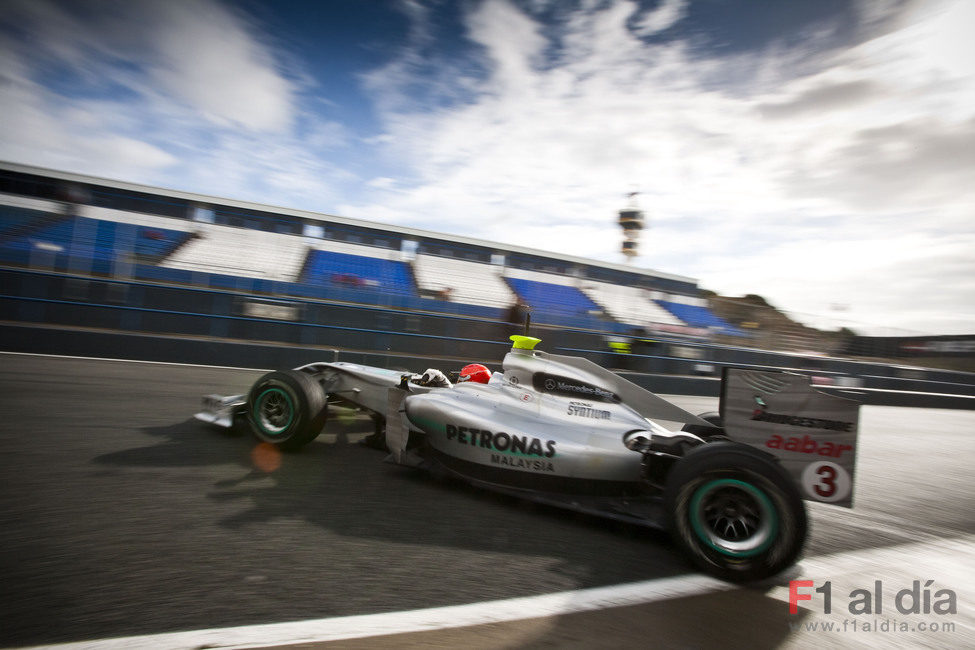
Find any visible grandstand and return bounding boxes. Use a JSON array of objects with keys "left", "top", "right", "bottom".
[
  {"left": 652, "top": 293, "right": 744, "bottom": 336},
  {"left": 413, "top": 254, "right": 515, "bottom": 308},
  {"left": 0, "top": 161, "right": 738, "bottom": 341},
  {"left": 4, "top": 161, "right": 974, "bottom": 379},
  {"left": 578, "top": 280, "right": 685, "bottom": 330}
]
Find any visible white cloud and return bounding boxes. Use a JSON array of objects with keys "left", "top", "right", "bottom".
[
  {"left": 1, "top": 0, "right": 297, "bottom": 132},
  {"left": 0, "top": 0, "right": 357, "bottom": 206},
  {"left": 349, "top": 0, "right": 975, "bottom": 334},
  {"left": 632, "top": 0, "right": 688, "bottom": 37},
  {"left": 0, "top": 42, "right": 176, "bottom": 176},
  {"left": 146, "top": 0, "right": 295, "bottom": 133}
]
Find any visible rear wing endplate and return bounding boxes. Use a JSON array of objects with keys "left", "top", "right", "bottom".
[{"left": 720, "top": 368, "right": 861, "bottom": 508}]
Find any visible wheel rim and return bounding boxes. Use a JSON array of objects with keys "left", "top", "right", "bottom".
[
  {"left": 689, "top": 478, "right": 777, "bottom": 557},
  {"left": 254, "top": 388, "right": 295, "bottom": 436}
]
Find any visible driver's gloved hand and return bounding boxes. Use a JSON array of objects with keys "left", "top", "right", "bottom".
[{"left": 414, "top": 368, "right": 451, "bottom": 387}]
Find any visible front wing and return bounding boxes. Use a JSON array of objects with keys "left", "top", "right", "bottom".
[
  {"left": 193, "top": 361, "right": 412, "bottom": 430},
  {"left": 195, "top": 394, "right": 246, "bottom": 429}
]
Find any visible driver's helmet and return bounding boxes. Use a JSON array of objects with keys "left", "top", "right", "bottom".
[{"left": 458, "top": 363, "right": 492, "bottom": 384}]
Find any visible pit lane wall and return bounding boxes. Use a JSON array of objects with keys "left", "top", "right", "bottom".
[
  {"left": 1, "top": 268, "right": 973, "bottom": 408},
  {"left": 842, "top": 334, "right": 975, "bottom": 373}
]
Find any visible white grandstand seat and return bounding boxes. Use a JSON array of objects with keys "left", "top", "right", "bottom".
[
  {"left": 580, "top": 281, "right": 685, "bottom": 328},
  {"left": 161, "top": 223, "right": 308, "bottom": 281},
  {"left": 414, "top": 255, "right": 516, "bottom": 307}
]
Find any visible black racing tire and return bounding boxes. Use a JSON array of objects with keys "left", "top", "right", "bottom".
[
  {"left": 697, "top": 412, "right": 723, "bottom": 427},
  {"left": 228, "top": 410, "right": 249, "bottom": 436},
  {"left": 664, "top": 441, "right": 807, "bottom": 583},
  {"left": 246, "top": 370, "right": 327, "bottom": 452}
]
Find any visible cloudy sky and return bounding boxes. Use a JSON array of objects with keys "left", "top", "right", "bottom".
[{"left": 1, "top": 0, "right": 973, "bottom": 335}]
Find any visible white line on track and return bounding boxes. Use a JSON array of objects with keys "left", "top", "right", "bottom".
[
  {"left": 27, "top": 534, "right": 974, "bottom": 650},
  {"left": 29, "top": 574, "right": 734, "bottom": 650}
]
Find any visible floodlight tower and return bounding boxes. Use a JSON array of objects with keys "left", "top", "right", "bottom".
[{"left": 618, "top": 192, "right": 644, "bottom": 262}]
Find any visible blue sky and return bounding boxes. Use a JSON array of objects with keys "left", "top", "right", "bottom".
[{"left": 1, "top": 0, "right": 973, "bottom": 335}]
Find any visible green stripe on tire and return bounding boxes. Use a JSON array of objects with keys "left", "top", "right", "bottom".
[
  {"left": 254, "top": 387, "right": 295, "bottom": 436},
  {"left": 689, "top": 478, "right": 778, "bottom": 558}
]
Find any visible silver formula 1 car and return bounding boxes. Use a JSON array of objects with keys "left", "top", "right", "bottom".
[{"left": 196, "top": 335, "right": 861, "bottom": 582}]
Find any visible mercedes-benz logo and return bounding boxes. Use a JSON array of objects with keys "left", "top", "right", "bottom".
[{"left": 544, "top": 378, "right": 557, "bottom": 390}]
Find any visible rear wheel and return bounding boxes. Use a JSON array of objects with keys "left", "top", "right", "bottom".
[
  {"left": 681, "top": 411, "right": 724, "bottom": 438},
  {"left": 247, "top": 370, "right": 327, "bottom": 452},
  {"left": 665, "top": 442, "right": 806, "bottom": 582}
]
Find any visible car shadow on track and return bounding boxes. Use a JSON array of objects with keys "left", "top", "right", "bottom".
[{"left": 94, "top": 412, "right": 696, "bottom": 595}]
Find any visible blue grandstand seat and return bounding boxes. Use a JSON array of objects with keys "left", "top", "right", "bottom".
[
  {"left": 505, "top": 277, "right": 604, "bottom": 321},
  {"left": 655, "top": 300, "right": 745, "bottom": 336},
  {"left": 3, "top": 217, "right": 77, "bottom": 253},
  {"left": 302, "top": 250, "right": 417, "bottom": 297},
  {"left": 0, "top": 205, "right": 58, "bottom": 237},
  {"left": 2, "top": 216, "right": 191, "bottom": 267},
  {"left": 133, "top": 226, "right": 192, "bottom": 259}
]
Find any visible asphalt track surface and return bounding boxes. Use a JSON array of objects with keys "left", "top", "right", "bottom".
[{"left": 0, "top": 353, "right": 972, "bottom": 649}]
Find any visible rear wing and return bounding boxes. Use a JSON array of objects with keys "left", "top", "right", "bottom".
[{"left": 719, "top": 368, "right": 861, "bottom": 508}]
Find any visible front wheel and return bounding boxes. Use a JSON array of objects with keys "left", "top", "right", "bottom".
[
  {"left": 247, "top": 370, "right": 327, "bottom": 452},
  {"left": 665, "top": 442, "right": 806, "bottom": 582}
]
